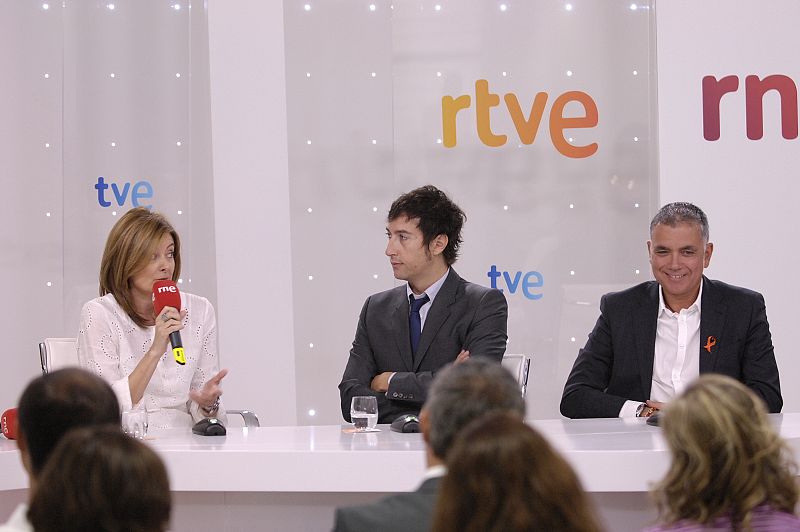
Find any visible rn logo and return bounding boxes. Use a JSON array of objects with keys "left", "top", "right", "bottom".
[
  {"left": 702, "top": 74, "right": 799, "bottom": 140},
  {"left": 487, "top": 265, "right": 543, "bottom": 300},
  {"left": 94, "top": 176, "right": 154, "bottom": 208}
]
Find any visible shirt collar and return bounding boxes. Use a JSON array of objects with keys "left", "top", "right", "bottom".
[
  {"left": 421, "top": 464, "right": 447, "bottom": 481},
  {"left": 406, "top": 268, "right": 450, "bottom": 304},
  {"left": 659, "top": 278, "right": 703, "bottom": 316}
]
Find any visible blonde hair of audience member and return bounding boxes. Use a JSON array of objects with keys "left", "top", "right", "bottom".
[
  {"left": 99, "top": 206, "right": 181, "bottom": 328},
  {"left": 432, "top": 413, "right": 603, "bottom": 532},
  {"left": 653, "top": 374, "right": 799, "bottom": 529},
  {"left": 27, "top": 425, "right": 171, "bottom": 532}
]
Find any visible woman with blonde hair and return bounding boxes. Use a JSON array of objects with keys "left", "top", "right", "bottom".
[
  {"left": 432, "top": 413, "right": 603, "bottom": 532},
  {"left": 647, "top": 374, "right": 799, "bottom": 531},
  {"left": 78, "top": 207, "right": 227, "bottom": 428}
]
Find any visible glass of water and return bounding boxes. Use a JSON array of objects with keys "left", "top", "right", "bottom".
[
  {"left": 350, "top": 396, "right": 378, "bottom": 431},
  {"left": 122, "top": 409, "right": 148, "bottom": 439}
]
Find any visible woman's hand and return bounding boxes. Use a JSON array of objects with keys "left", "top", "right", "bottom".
[
  {"left": 150, "top": 306, "right": 186, "bottom": 358},
  {"left": 190, "top": 369, "right": 229, "bottom": 413}
]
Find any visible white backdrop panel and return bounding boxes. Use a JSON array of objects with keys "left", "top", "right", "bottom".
[{"left": 657, "top": 0, "right": 800, "bottom": 413}]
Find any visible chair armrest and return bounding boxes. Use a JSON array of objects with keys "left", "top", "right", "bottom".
[{"left": 227, "top": 409, "right": 260, "bottom": 428}]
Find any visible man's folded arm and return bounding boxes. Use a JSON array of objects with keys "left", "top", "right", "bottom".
[
  {"left": 740, "top": 294, "right": 782, "bottom": 413},
  {"left": 560, "top": 297, "right": 632, "bottom": 418},
  {"left": 386, "top": 289, "right": 509, "bottom": 404},
  {"left": 339, "top": 298, "right": 390, "bottom": 422}
]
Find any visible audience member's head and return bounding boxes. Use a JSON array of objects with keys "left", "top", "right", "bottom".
[
  {"left": 17, "top": 368, "right": 121, "bottom": 479},
  {"left": 422, "top": 358, "right": 524, "bottom": 463},
  {"left": 653, "top": 374, "right": 799, "bottom": 529},
  {"left": 27, "top": 425, "right": 171, "bottom": 532},
  {"left": 432, "top": 413, "right": 603, "bottom": 532}
]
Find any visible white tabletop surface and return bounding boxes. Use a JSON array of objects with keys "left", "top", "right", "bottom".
[{"left": 3, "top": 414, "right": 799, "bottom": 493}]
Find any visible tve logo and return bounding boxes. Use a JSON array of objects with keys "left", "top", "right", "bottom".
[
  {"left": 94, "top": 176, "right": 154, "bottom": 208},
  {"left": 487, "top": 265, "right": 544, "bottom": 300},
  {"left": 702, "top": 74, "right": 799, "bottom": 140},
  {"left": 442, "top": 79, "right": 599, "bottom": 158}
]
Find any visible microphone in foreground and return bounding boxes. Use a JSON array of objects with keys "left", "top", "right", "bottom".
[
  {"left": 152, "top": 280, "right": 186, "bottom": 365},
  {"left": 1, "top": 407, "right": 17, "bottom": 440}
]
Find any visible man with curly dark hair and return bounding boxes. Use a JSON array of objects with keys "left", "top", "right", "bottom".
[{"left": 339, "top": 185, "right": 509, "bottom": 423}]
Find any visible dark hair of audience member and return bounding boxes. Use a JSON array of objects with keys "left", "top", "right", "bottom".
[
  {"left": 652, "top": 374, "right": 799, "bottom": 529},
  {"left": 17, "top": 368, "right": 121, "bottom": 475},
  {"left": 387, "top": 185, "right": 466, "bottom": 265},
  {"left": 432, "top": 413, "right": 603, "bottom": 532},
  {"left": 27, "top": 425, "right": 171, "bottom": 532}
]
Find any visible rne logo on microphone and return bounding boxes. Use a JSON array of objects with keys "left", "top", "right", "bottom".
[{"left": 157, "top": 285, "right": 177, "bottom": 293}]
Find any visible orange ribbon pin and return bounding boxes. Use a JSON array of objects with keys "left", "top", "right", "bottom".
[{"left": 704, "top": 336, "right": 717, "bottom": 353}]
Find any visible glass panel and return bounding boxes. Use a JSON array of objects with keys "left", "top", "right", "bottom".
[{"left": 285, "top": 0, "right": 657, "bottom": 423}]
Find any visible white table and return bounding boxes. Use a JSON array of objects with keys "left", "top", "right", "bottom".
[{"left": 3, "top": 414, "right": 800, "bottom": 531}]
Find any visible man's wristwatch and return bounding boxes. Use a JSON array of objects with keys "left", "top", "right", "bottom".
[{"left": 636, "top": 402, "right": 655, "bottom": 417}]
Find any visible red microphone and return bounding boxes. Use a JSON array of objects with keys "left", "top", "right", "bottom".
[
  {"left": 152, "top": 280, "right": 186, "bottom": 365},
  {"left": 1, "top": 408, "right": 18, "bottom": 440}
]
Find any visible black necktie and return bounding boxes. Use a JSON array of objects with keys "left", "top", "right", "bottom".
[{"left": 409, "top": 294, "right": 430, "bottom": 354}]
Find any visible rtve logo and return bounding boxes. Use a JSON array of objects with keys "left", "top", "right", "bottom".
[
  {"left": 441, "top": 79, "right": 599, "bottom": 158},
  {"left": 702, "top": 74, "right": 799, "bottom": 141}
]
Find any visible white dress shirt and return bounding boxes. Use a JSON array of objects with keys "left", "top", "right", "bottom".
[
  {"left": 619, "top": 281, "right": 703, "bottom": 417},
  {"left": 77, "top": 292, "right": 226, "bottom": 428}
]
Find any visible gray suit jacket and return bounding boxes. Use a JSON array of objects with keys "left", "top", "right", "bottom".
[
  {"left": 332, "top": 476, "right": 441, "bottom": 532},
  {"left": 561, "top": 277, "right": 782, "bottom": 418},
  {"left": 339, "top": 269, "right": 508, "bottom": 422}
]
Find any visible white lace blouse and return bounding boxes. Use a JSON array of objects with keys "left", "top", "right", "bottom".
[{"left": 77, "top": 292, "right": 226, "bottom": 428}]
